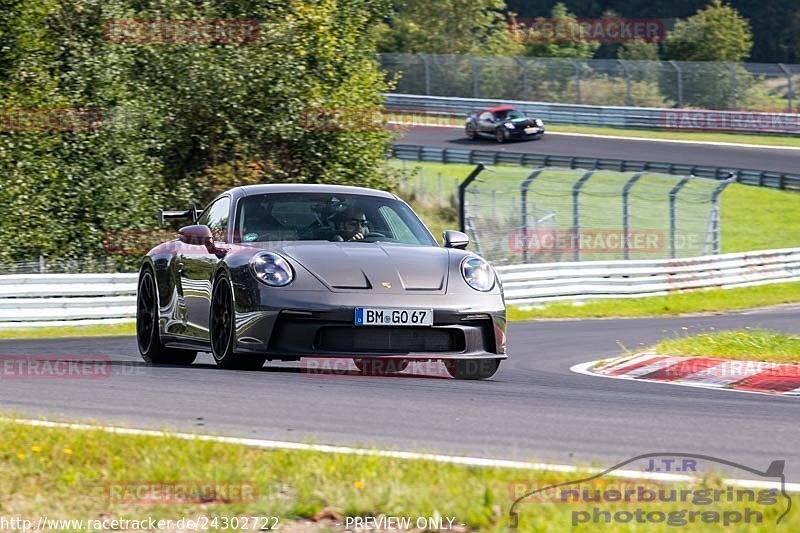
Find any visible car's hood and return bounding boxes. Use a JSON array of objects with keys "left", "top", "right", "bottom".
[
  {"left": 509, "top": 117, "right": 539, "bottom": 128},
  {"left": 279, "top": 242, "right": 450, "bottom": 293}
]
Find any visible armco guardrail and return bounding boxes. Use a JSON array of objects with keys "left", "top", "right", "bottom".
[
  {"left": 389, "top": 144, "right": 800, "bottom": 192},
  {"left": 0, "top": 273, "right": 137, "bottom": 323},
  {"left": 2, "top": 248, "right": 799, "bottom": 324},
  {"left": 496, "top": 248, "right": 800, "bottom": 306},
  {"left": 384, "top": 93, "right": 800, "bottom": 135}
]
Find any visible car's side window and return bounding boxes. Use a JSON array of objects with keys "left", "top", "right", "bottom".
[
  {"left": 479, "top": 112, "right": 492, "bottom": 122},
  {"left": 199, "top": 196, "right": 231, "bottom": 243}
]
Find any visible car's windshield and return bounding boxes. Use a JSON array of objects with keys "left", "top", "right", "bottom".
[
  {"left": 234, "top": 192, "right": 438, "bottom": 246},
  {"left": 496, "top": 109, "right": 525, "bottom": 120}
]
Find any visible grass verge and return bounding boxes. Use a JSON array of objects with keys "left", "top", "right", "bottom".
[
  {"left": 0, "top": 322, "right": 135, "bottom": 340},
  {"left": 507, "top": 282, "right": 800, "bottom": 320},
  {"left": 654, "top": 329, "right": 800, "bottom": 364},
  {"left": 0, "top": 418, "right": 793, "bottom": 531}
]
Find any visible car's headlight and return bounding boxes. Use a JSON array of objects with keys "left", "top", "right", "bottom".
[
  {"left": 251, "top": 252, "right": 294, "bottom": 287},
  {"left": 461, "top": 256, "right": 495, "bottom": 292},
  {"left": 503, "top": 122, "right": 515, "bottom": 130},
  {"left": 535, "top": 119, "right": 544, "bottom": 127}
]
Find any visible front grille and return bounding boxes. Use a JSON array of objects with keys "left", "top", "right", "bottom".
[{"left": 316, "top": 326, "right": 464, "bottom": 353}]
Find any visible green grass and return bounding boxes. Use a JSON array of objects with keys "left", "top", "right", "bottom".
[
  {"left": 1, "top": 418, "right": 793, "bottom": 532},
  {"left": 508, "top": 282, "right": 800, "bottom": 320},
  {"left": 390, "top": 111, "right": 800, "bottom": 148},
  {"left": 654, "top": 329, "right": 800, "bottom": 364},
  {"left": 0, "top": 322, "right": 135, "bottom": 340}
]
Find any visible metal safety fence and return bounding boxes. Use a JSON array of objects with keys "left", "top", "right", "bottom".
[
  {"left": 3, "top": 248, "right": 799, "bottom": 324},
  {"left": 456, "top": 164, "right": 731, "bottom": 265},
  {"left": 497, "top": 248, "right": 800, "bottom": 306},
  {"left": 381, "top": 54, "right": 800, "bottom": 113}
]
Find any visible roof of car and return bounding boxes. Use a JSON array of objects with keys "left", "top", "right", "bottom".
[
  {"left": 487, "top": 105, "right": 515, "bottom": 113},
  {"left": 235, "top": 183, "right": 397, "bottom": 199}
]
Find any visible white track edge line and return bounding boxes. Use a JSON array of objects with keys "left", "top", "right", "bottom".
[
  {"left": 388, "top": 121, "right": 800, "bottom": 151},
  {"left": 7, "top": 417, "right": 799, "bottom": 492},
  {"left": 571, "top": 360, "right": 800, "bottom": 400}
]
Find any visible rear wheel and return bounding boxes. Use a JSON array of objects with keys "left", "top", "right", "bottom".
[
  {"left": 353, "top": 358, "right": 409, "bottom": 375},
  {"left": 210, "top": 273, "right": 266, "bottom": 370},
  {"left": 495, "top": 128, "right": 505, "bottom": 143},
  {"left": 465, "top": 123, "right": 477, "bottom": 140},
  {"left": 136, "top": 268, "right": 196, "bottom": 365},
  {"left": 445, "top": 359, "right": 500, "bottom": 380}
]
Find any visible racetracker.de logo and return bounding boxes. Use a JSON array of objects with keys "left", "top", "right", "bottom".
[
  {"left": 103, "top": 19, "right": 261, "bottom": 44},
  {"left": 0, "top": 356, "right": 111, "bottom": 379},
  {"left": 512, "top": 18, "right": 665, "bottom": 43},
  {"left": 0, "top": 108, "right": 103, "bottom": 132},
  {"left": 661, "top": 110, "right": 800, "bottom": 134},
  {"left": 507, "top": 229, "right": 664, "bottom": 254},
  {"left": 105, "top": 481, "right": 258, "bottom": 505}
]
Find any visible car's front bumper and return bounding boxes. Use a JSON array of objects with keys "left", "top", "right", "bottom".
[
  {"left": 232, "top": 290, "right": 506, "bottom": 361},
  {"left": 506, "top": 126, "right": 545, "bottom": 140}
]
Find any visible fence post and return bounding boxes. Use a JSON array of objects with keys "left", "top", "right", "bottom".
[
  {"left": 669, "top": 60, "right": 683, "bottom": 108},
  {"left": 569, "top": 59, "right": 582, "bottom": 104},
  {"left": 458, "top": 164, "right": 485, "bottom": 233},
  {"left": 729, "top": 63, "right": 738, "bottom": 110},
  {"left": 622, "top": 172, "right": 647, "bottom": 260},
  {"left": 420, "top": 54, "right": 431, "bottom": 96},
  {"left": 706, "top": 175, "right": 737, "bottom": 255},
  {"left": 779, "top": 63, "right": 794, "bottom": 113},
  {"left": 668, "top": 177, "right": 691, "bottom": 258},
  {"left": 520, "top": 168, "right": 546, "bottom": 263},
  {"left": 514, "top": 56, "right": 529, "bottom": 99},
  {"left": 618, "top": 59, "right": 633, "bottom": 107},
  {"left": 572, "top": 170, "right": 595, "bottom": 261},
  {"left": 469, "top": 56, "right": 480, "bottom": 98}
]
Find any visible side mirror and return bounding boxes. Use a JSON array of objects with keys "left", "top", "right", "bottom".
[
  {"left": 179, "top": 225, "right": 215, "bottom": 253},
  {"left": 443, "top": 230, "right": 469, "bottom": 249}
]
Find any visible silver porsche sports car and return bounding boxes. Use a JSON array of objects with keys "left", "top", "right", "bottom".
[{"left": 136, "top": 184, "right": 506, "bottom": 379}]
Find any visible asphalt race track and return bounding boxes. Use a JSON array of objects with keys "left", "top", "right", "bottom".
[
  {"left": 2, "top": 307, "right": 799, "bottom": 480},
  {"left": 400, "top": 126, "right": 800, "bottom": 174}
]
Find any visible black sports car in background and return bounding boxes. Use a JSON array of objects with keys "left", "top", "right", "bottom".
[
  {"left": 137, "top": 184, "right": 506, "bottom": 380},
  {"left": 465, "top": 105, "right": 545, "bottom": 142}
]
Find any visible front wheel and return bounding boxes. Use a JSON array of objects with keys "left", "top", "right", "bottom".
[
  {"left": 495, "top": 128, "right": 505, "bottom": 143},
  {"left": 136, "top": 268, "right": 196, "bottom": 365},
  {"left": 210, "top": 274, "right": 266, "bottom": 370},
  {"left": 445, "top": 359, "right": 500, "bottom": 380}
]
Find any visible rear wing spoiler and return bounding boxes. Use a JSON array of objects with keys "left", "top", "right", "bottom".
[{"left": 159, "top": 204, "right": 203, "bottom": 226}]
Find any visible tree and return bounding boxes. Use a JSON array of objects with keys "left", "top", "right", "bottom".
[
  {"left": 375, "top": 0, "right": 523, "bottom": 56},
  {"left": 664, "top": 0, "right": 753, "bottom": 62},
  {"left": 0, "top": 0, "right": 397, "bottom": 267},
  {"left": 519, "top": 3, "right": 599, "bottom": 59}
]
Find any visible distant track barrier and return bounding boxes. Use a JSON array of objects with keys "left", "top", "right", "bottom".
[
  {"left": 388, "top": 144, "right": 800, "bottom": 192},
  {"left": 2, "top": 249, "right": 799, "bottom": 326}
]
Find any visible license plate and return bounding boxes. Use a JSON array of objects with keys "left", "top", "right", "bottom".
[
  {"left": 524, "top": 127, "right": 537, "bottom": 134},
  {"left": 355, "top": 308, "right": 433, "bottom": 326}
]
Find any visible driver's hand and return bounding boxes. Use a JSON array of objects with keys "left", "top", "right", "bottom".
[{"left": 348, "top": 232, "right": 365, "bottom": 241}]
